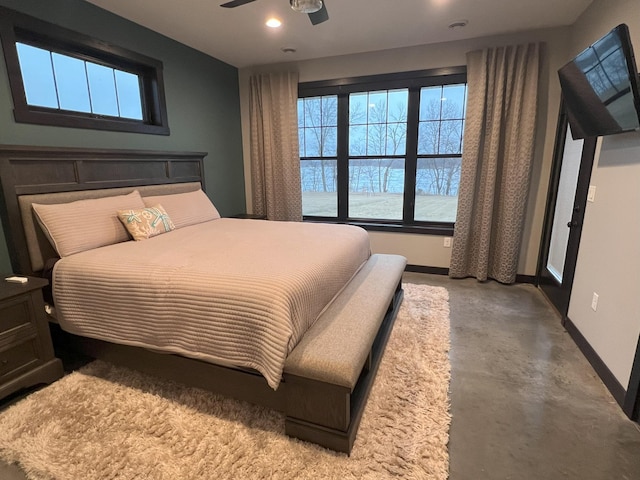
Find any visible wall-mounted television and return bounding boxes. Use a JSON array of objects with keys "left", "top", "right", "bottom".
[{"left": 558, "top": 24, "right": 640, "bottom": 140}]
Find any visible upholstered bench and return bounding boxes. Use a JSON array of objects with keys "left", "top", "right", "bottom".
[{"left": 283, "top": 253, "right": 407, "bottom": 453}]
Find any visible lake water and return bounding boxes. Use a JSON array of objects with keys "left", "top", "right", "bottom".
[{"left": 300, "top": 162, "right": 460, "bottom": 196}]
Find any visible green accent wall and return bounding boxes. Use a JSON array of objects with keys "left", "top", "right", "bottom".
[{"left": 0, "top": 0, "right": 246, "bottom": 273}]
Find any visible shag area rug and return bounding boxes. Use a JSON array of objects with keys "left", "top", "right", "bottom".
[{"left": 0, "top": 283, "right": 450, "bottom": 480}]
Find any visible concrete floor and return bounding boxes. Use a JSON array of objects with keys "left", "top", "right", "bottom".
[
  {"left": 1, "top": 272, "right": 640, "bottom": 479},
  {"left": 404, "top": 272, "right": 640, "bottom": 480}
]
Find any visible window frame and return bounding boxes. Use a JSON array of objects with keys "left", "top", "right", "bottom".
[
  {"left": 0, "top": 6, "right": 170, "bottom": 135},
  {"left": 298, "top": 67, "right": 467, "bottom": 235}
]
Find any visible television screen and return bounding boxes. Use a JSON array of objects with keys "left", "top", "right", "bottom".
[{"left": 558, "top": 24, "right": 640, "bottom": 140}]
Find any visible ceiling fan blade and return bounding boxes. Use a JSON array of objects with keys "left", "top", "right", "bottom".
[
  {"left": 308, "top": 3, "right": 328, "bottom": 25},
  {"left": 220, "top": 0, "right": 257, "bottom": 8}
]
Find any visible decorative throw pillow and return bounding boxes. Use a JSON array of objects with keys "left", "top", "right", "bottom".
[
  {"left": 117, "top": 205, "right": 175, "bottom": 241},
  {"left": 142, "top": 189, "right": 220, "bottom": 229},
  {"left": 32, "top": 190, "right": 145, "bottom": 257}
]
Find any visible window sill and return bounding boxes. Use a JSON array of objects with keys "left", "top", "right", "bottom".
[
  {"left": 303, "top": 218, "right": 454, "bottom": 236},
  {"left": 14, "top": 108, "right": 170, "bottom": 135}
]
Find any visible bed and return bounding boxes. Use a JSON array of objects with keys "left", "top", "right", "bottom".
[{"left": 0, "top": 145, "right": 406, "bottom": 453}]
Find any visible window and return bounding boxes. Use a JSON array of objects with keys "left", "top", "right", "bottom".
[
  {"left": 0, "top": 6, "right": 169, "bottom": 135},
  {"left": 298, "top": 68, "right": 467, "bottom": 234},
  {"left": 348, "top": 89, "right": 407, "bottom": 220},
  {"left": 16, "top": 43, "right": 144, "bottom": 120},
  {"left": 298, "top": 95, "right": 338, "bottom": 216},
  {"left": 416, "top": 83, "right": 466, "bottom": 222}
]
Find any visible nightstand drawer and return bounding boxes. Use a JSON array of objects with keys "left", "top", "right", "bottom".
[
  {"left": 0, "top": 339, "right": 39, "bottom": 381},
  {"left": 0, "top": 295, "right": 32, "bottom": 334},
  {"left": 0, "top": 276, "right": 63, "bottom": 400}
]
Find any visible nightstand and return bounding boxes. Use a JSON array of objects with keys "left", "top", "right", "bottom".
[{"left": 0, "top": 277, "right": 63, "bottom": 401}]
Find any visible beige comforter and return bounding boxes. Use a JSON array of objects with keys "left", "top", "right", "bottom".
[{"left": 53, "top": 219, "right": 370, "bottom": 389}]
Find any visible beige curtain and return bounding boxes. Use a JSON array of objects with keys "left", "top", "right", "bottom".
[
  {"left": 449, "top": 43, "right": 541, "bottom": 283},
  {"left": 249, "top": 71, "right": 302, "bottom": 221}
]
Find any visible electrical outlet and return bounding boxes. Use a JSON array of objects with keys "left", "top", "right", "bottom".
[
  {"left": 587, "top": 185, "right": 596, "bottom": 202},
  {"left": 591, "top": 292, "right": 599, "bottom": 311},
  {"left": 443, "top": 237, "right": 452, "bottom": 248}
]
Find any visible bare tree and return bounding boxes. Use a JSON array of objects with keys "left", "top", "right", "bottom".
[
  {"left": 356, "top": 96, "right": 407, "bottom": 194},
  {"left": 417, "top": 98, "right": 463, "bottom": 196},
  {"left": 300, "top": 89, "right": 464, "bottom": 199},
  {"left": 300, "top": 96, "right": 337, "bottom": 192}
]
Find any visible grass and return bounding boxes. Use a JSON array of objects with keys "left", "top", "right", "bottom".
[{"left": 302, "top": 192, "right": 458, "bottom": 222}]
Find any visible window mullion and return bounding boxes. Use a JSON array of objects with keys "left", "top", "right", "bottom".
[
  {"left": 403, "top": 87, "right": 420, "bottom": 224},
  {"left": 48, "top": 51, "right": 61, "bottom": 110},
  {"left": 337, "top": 93, "right": 349, "bottom": 220},
  {"left": 113, "top": 68, "right": 121, "bottom": 117},
  {"left": 84, "top": 61, "right": 94, "bottom": 114}
]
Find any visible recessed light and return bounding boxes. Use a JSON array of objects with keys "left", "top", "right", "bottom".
[
  {"left": 448, "top": 19, "right": 468, "bottom": 29},
  {"left": 281, "top": 47, "right": 297, "bottom": 53},
  {"left": 266, "top": 18, "right": 282, "bottom": 28}
]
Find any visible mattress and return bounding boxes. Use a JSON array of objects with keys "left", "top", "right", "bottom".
[{"left": 52, "top": 218, "right": 370, "bottom": 389}]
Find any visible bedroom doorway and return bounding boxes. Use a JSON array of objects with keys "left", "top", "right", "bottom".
[{"left": 536, "top": 102, "right": 597, "bottom": 319}]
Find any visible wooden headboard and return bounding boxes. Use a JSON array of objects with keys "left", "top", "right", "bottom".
[{"left": 0, "top": 145, "right": 207, "bottom": 276}]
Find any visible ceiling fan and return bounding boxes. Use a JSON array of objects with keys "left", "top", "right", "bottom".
[{"left": 221, "top": 0, "right": 329, "bottom": 25}]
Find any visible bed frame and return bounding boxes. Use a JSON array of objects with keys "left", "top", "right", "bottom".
[{"left": 0, "top": 145, "right": 406, "bottom": 454}]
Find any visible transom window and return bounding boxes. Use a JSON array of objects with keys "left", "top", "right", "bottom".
[
  {"left": 16, "top": 43, "right": 144, "bottom": 120},
  {"left": 298, "top": 68, "right": 467, "bottom": 233},
  {"left": 0, "top": 6, "right": 169, "bottom": 135}
]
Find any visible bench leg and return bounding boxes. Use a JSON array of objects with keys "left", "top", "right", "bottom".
[{"left": 284, "top": 376, "right": 354, "bottom": 452}]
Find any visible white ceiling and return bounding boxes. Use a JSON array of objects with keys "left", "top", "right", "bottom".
[{"left": 84, "top": 0, "right": 593, "bottom": 68}]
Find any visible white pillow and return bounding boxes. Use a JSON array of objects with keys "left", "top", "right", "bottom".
[
  {"left": 142, "top": 189, "right": 220, "bottom": 228},
  {"left": 32, "top": 190, "right": 145, "bottom": 257}
]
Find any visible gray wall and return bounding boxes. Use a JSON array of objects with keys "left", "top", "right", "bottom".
[
  {"left": 0, "top": 0, "right": 246, "bottom": 273},
  {"left": 567, "top": 0, "right": 640, "bottom": 388}
]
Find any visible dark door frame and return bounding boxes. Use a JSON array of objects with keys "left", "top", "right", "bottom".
[
  {"left": 624, "top": 340, "right": 640, "bottom": 421},
  {"left": 536, "top": 100, "right": 596, "bottom": 320},
  {"left": 537, "top": 101, "right": 640, "bottom": 423}
]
